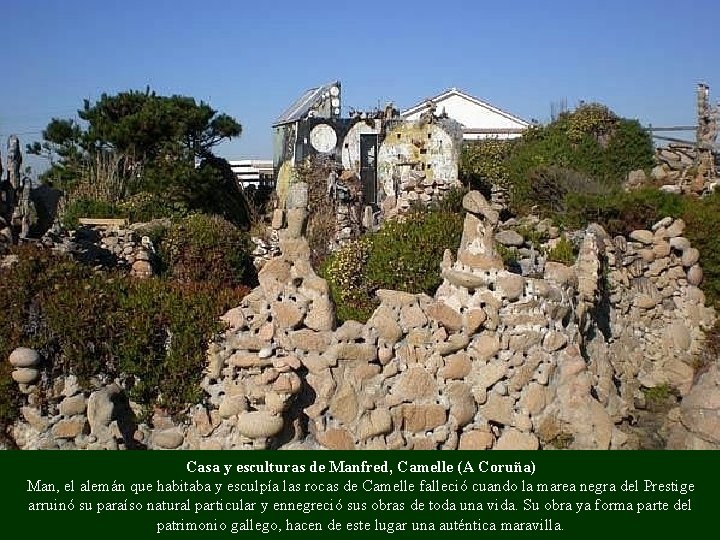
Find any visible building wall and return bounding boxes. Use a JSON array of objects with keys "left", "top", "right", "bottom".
[
  {"left": 404, "top": 94, "right": 527, "bottom": 140},
  {"left": 341, "top": 120, "right": 380, "bottom": 174},
  {"left": 376, "top": 120, "right": 460, "bottom": 201}
]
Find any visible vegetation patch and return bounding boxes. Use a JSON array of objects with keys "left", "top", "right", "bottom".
[{"left": 0, "top": 241, "right": 249, "bottom": 427}]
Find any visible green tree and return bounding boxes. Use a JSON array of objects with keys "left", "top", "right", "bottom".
[{"left": 28, "top": 89, "right": 248, "bottom": 226}]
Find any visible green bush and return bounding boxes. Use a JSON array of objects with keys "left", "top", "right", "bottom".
[
  {"left": 322, "top": 209, "right": 464, "bottom": 323},
  {"left": 0, "top": 245, "right": 249, "bottom": 424},
  {"left": 460, "top": 139, "right": 512, "bottom": 193},
  {"left": 159, "top": 214, "right": 251, "bottom": 285},
  {"left": 561, "top": 188, "right": 685, "bottom": 236},
  {"left": 61, "top": 197, "right": 123, "bottom": 228},
  {"left": 436, "top": 185, "right": 468, "bottom": 214},
  {"left": 504, "top": 105, "right": 654, "bottom": 213},
  {"left": 320, "top": 237, "right": 374, "bottom": 323},
  {"left": 546, "top": 237, "right": 576, "bottom": 265},
  {"left": 366, "top": 210, "right": 464, "bottom": 296},
  {"left": 683, "top": 191, "right": 720, "bottom": 306},
  {"left": 118, "top": 192, "right": 189, "bottom": 223}
]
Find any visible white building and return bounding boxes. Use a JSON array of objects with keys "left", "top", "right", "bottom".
[
  {"left": 228, "top": 159, "right": 274, "bottom": 190},
  {"left": 402, "top": 88, "right": 530, "bottom": 140}
]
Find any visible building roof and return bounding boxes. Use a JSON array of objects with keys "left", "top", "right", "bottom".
[
  {"left": 273, "top": 81, "right": 339, "bottom": 127},
  {"left": 402, "top": 87, "right": 530, "bottom": 127}
]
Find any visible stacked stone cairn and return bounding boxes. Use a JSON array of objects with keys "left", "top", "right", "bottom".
[
  {"left": 250, "top": 227, "right": 280, "bottom": 270},
  {"left": 201, "top": 182, "right": 334, "bottom": 449}
]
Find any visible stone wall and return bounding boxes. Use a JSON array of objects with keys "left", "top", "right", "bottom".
[
  {"left": 39, "top": 222, "right": 157, "bottom": 277},
  {"left": 5, "top": 185, "right": 718, "bottom": 450}
]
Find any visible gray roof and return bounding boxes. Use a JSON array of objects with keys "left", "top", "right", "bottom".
[{"left": 273, "top": 81, "right": 339, "bottom": 126}]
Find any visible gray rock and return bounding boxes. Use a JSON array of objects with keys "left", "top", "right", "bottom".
[
  {"left": 495, "top": 229, "right": 524, "bottom": 247},
  {"left": 153, "top": 429, "right": 184, "bottom": 449},
  {"left": 669, "top": 236, "right": 690, "bottom": 251},
  {"left": 52, "top": 416, "right": 89, "bottom": 439},
  {"left": 687, "top": 265, "right": 703, "bottom": 286},
  {"left": 543, "top": 331, "right": 568, "bottom": 352},
  {"left": 357, "top": 408, "right": 392, "bottom": 440},
  {"left": 286, "top": 182, "right": 309, "bottom": 209},
  {"left": 494, "top": 428, "right": 539, "bottom": 450},
  {"left": 271, "top": 209, "right": 284, "bottom": 229},
  {"left": 677, "top": 365, "right": 720, "bottom": 447},
  {"left": 497, "top": 274, "right": 525, "bottom": 300},
  {"left": 629, "top": 230, "right": 653, "bottom": 244},
  {"left": 652, "top": 216, "right": 673, "bottom": 231},
  {"left": 87, "top": 384, "right": 122, "bottom": 435},
  {"left": 218, "top": 396, "right": 247, "bottom": 418},
  {"left": 650, "top": 166, "right": 668, "bottom": 181},
  {"left": 479, "top": 393, "right": 515, "bottom": 426},
  {"left": 11, "top": 368, "right": 40, "bottom": 384},
  {"left": 446, "top": 382, "right": 476, "bottom": 427},
  {"left": 666, "top": 322, "right": 691, "bottom": 352},
  {"left": 462, "top": 191, "right": 491, "bottom": 214},
  {"left": 666, "top": 219, "right": 685, "bottom": 238},
  {"left": 236, "top": 411, "right": 284, "bottom": 439},
  {"left": 9, "top": 348, "right": 40, "bottom": 368},
  {"left": 59, "top": 394, "right": 87, "bottom": 417},
  {"left": 681, "top": 247, "right": 699, "bottom": 267}
]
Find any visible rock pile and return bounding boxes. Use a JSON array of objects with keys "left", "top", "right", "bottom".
[
  {"left": 630, "top": 143, "right": 720, "bottom": 195},
  {"left": 664, "top": 363, "right": 720, "bottom": 449},
  {"left": 9, "top": 348, "right": 42, "bottom": 391},
  {"left": 600, "top": 218, "right": 715, "bottom": 402},
  {"left": 299, "top": 191, "right": 622, "bottom": 449},
  {"left": 494, "top": 216, "right": 565, "bottom": 277},
  {"left": 250, "top": 226, "right": 280, "bottom": 270},
  {"left": 199, "top": 182, "right": 333, "bottom": 449},
  {"left": 9, "top": 367, "right": 143, "bottom": 450},
  {"left": 383, "top": 170, "right": 460, "bottom": 218},
  {"left": 41, "top": 223, "right": 157, "bottom": 277},
  {"left": 5, "top": 188, "right": 718, "bottom": 450}
]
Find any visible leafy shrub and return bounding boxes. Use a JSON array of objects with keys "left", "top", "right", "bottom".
[
  {"left": 436, "top": 184, "right": 468, "bottom": 214},
  {"left": 118, "top": 192, "right": 189, "bottom": 223},
  {"left": 460, "top": 139, "right": 512, "bottom": 193},
  {"left": 133, "top": 221, "right": 170, "bottom": 249},
  {"left": 526, "top": 166, "right": 608, "bottom": 215},
  {"left": 61, "top": 197, "right": 122, "bottom": 228},
  {"left": 159, "top": 214, "right": 251, "bottom": 285},
  {"left": 496, "top": 244, "right": 518, "bottom": 268},
  {"left": 683, "top": 191, "right": 720, "bottom": 307},
  {"left": 546, "top": 237, "right": 576, "bottom": 265},
  {"left": 642, "top": 383, "right": 675, "bottom": 411},
  {"left": 561, "top": 188, "right": 685, "bottom": 236},
  {"left": 565, "top": 103, "right": 617, "bottom": 143},
  {"left": 320, "top": 237, "right": 374, "bottom": 323},
  {"left": 514, "top": 225, "right": 548, "bottom": 249},
  {"left": 504, "top": 105, "right": 653, "bottom": 213},
  {"left": 322, "top": 209, "right": 464, "bottom": 323},
  {"left": 0, "top": 245, "right": 249, "bottom": 423},
  {"left": 365, "top": 210, "right": 464, "bottom": 297}
]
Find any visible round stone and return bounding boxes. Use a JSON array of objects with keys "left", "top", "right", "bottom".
[
  {"left": 12, "top": 368, "right": 40, "bottom": 384},
  {"left": 9, "top": 347, "right": 40, "bottom": 368},
  {"left": 236, "top": 411, "right": 284, "bottom": 439},
  {"left": 687, "top": 265, "right": 703, "bottom": 286}
]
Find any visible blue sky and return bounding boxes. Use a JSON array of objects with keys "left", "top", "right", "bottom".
[{"left": 2, "top": 0, "right": 718, "bottom": 174}]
